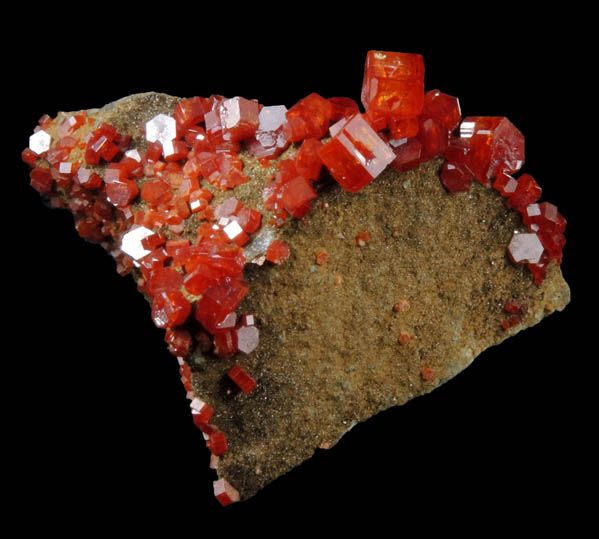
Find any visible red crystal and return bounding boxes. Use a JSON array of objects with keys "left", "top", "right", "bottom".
[
  {"left": 174, "top": 96, "right": 211, "bottom": 129},
  {"left": 281, "top": 176, "right": 317, "bottom": 217},
  {"left": 163, "top": 140, "right": 189, "bottom": 162},
  {"left": 284, "top": 93, "right": 334, "bottom": 142},
  {"left": 440, "top": 161, "right": 473, "bottom": 193},
  {"left": 213, "top": 479, "right": 240, "bottom": 506},
  {"left": 190, "top": 398, "right": 214, "bottom": 424},
  {"left": 388, "top": 116, "right": 419, "bottom": 139},
  {"left": 194, "top": 277, "right": 249, "bottom": 333},
  {"left": 355, "top": 231, "right": 371, "bottom": 246},
  {"left": 522, "top": 202, "right": 566, "bottom": 233},
  {"left": 214, "top": 197, "right": 242, "bottom": 219},
  {"left": 361, "top": 50, "right": 425, "bottom": 122},
  {"left": 296, "top": 138, "right": 323, "bottom": 180},
  {"left": 504, "top": 301, "right": 527, "bottom": 315},
  {"left": 141, "top": 232, "right": 166, "bottom": 251},
  {"left": 236, "top": 206, "right": 261, "bottom": 234},
  {"left": 417, "top": 117, "right": 449, "bottom": 161},
  {"left": 506, "top": 173, "right": 541, "bottom": 211},
  {"left": 319, "top": 113, "right": 395, "bottom": 193},
  {"left": 522, "top": 202, "right": 566, "bottom": 263},
  {"left": 329, "top": 97, "right": 360, "bottom": 122},
  {"left": 246, "top": 104, "right": 289, "bottom": 159},
  {"left": 183, "top": 264, "right": 223, "bottom": 296},
  {"left": 228, "top": 364, "right": 257, "bottom": 394},
  {"left": 493, "top": 172, "right": 518, "bottom": 197},
  {"left": 75, "top": 168, "right": 102, "bottom": 189},
  {"left": 147, "top": 267, "right": 184, "bottom": 297},
  {"left": 528, "top": 252, "right": 550, "bottom": 285},
  {"left": 30, "top": 167, "right": 53, "bottom": 193},
  {"left": 22, "top": 148, "right": 39, "bottom": 165},
  {"left": 459, "top": 116, "right": 524, "bottom": 185},
  {"left": 389, "top": 137, "right": 421, "bottom": 172},
  {"left": 165, "top": 328, "right": 193, "bottom": 357},
  {"left": 207, "top": 431, "right": 228, "bottom": 456},
  {"left": 141, "top": 179, "right": 172, "bottom": 206},
  {"left": 421, "top": 90, "right": 461, "bottom": 131},
  {"left": 106, "top": 179, "right": 139, "bottom": 208},
  {"left": 213, "top": 330, "right": 238, "bottom": 358},
  {"left": 315, "top": 249, "right": 328, "bottom": 266},
  {"left": 266, "top": 240, "right": 290, "bottom": 265},
  {"left": 151, "top": 290, "right": 191, "bottom": 328},
  {"left": 217, "top": 96, "right": 260, "bottom": 142}
]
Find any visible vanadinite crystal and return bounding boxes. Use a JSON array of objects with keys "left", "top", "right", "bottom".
[
  {"left": 319, "top": 113, "right": 395, "bottom": 192},
  {"left": 361, "top": 51, "right": 425, "bottom": 130},
  {"left": 23, "top": 48, "right": 568, "bottom": 506},
  {"left": 457, "top": 116, "right": 524, "bottom": 186}
]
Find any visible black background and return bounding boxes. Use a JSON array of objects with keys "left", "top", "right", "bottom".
[{"left": 11, "top": 14, "right": 588, "bottom": 532}]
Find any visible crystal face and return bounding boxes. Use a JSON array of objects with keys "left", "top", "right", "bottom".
[
  {"left": 319, "top": 113, "right": 395, "bottom": 192},
  {"left": 507, "top": 232, "right": 545, "bottom": 264},
  {"left": 120, "top": 226, "right": 155, "bottom": 261},
  {"left": 29, "top": 130, "right": 51, "bottom": 155},
  {"left": 361, "top": 50, "right": 425, "bottom": 124},
  {"left": 145, "top": 113, "right": 177, "bottom": 144}
]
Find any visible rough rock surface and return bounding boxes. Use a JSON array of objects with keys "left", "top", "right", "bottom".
[{"left": 49, "top": 93, "right": 570, "bottom": 501}]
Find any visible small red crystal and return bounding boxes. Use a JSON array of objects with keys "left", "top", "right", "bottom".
[
  {"left": 506, "top": 173, "right": 541, "bottom": 211},
  {"left": 151, "top": 290, "right": 191, "bottom": 328},
  {"left": 30, "top": 167, "right": 53, "bottom": 193},
  {"left": 194, "top": 277, "right": 249, "bottom": 333},
  {"left": 147, "top": 267, "right": 184, "bottom": 297},
  {"left": 284, "top": 93, "right": 334, "bottom": 142},
  {"left": 266, "top": 240, "right": 290, "bottom": 265},
  {"left": 281, "top": 176, "right": 317, "bottom": 218},
  {"left": 421, "top": 90, "right": 461, "bottom": 131},
  {"left": 459, "top": 116, "right": 524, "bottom": 185},
  {"left": 418, "top": 117, "right": 449, "bottom": 161},
  {"left": 296, "top": 138, "right": 323, "bottom": 180},
  {"left": 106, "top": 179, "right": 139, "bottom": 208},
  {"left": 236, "top": 206, "right": 261, "bottom": 234},
  {"left": 174, "top": 96, "right": 211, "bottom": 129},
  {"left": 389, "top": 137, "right": 421, "bottom": 172},
  {"left": 329, "top": 97, "right": 360, "bottom": 122},
  {"left": 207, "top": 431, "right": 228, "bottom": 456},
  {"left": 228, "top": 364, "right": 257, "bottom": 394},
  {"left": 213, "top": 479, "right": 240, "bottom": 506},
  {"left": 218, "top": 96, "right": 260, "bottom": 142},
  {"left": 440, "top": 161, "right": 473, "bottom": 193},
  {"left": 213, "top": 330, "right": 238, "bottom": 358},
  {"left": 165, "top": 328, "right": 193, "bottom": 357},
  {"left": 504, "top": 301, "right": 527, "bottom": 315},
  {"left": 493, "top": 172, "right": 518, "bottom": 197},
  {"left": 190, "top": 398, "right": 214, "bottom": 425}
]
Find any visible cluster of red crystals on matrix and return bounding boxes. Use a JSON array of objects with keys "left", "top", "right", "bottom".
[{"left": 23, "top": 49, "right": 566, "bottom": 505}]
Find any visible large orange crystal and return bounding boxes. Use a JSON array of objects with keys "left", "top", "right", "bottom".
[{"left": 361, "top": 50, "right": 425, "bottom": 127}]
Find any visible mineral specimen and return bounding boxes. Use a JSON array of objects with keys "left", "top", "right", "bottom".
[{"left": 22, "top": 50, "right": 570, "bottom": 505}]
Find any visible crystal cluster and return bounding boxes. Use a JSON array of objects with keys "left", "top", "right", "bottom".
[{"left": 23, "top": 49, "right": 567, "bottom": 505}]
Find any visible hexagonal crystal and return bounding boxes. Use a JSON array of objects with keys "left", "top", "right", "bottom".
[
  {"left": 507, "top": 232, "right": 544, "bottom": 264},
  {"left": 145, "top": 114, "right": 177, "bottom": 144},
  {"left": 29, "top": 130, "right": 51, "bottom": 155},
  {"left": 120, "top": 225, "right": 155, "bottom": 260}
]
